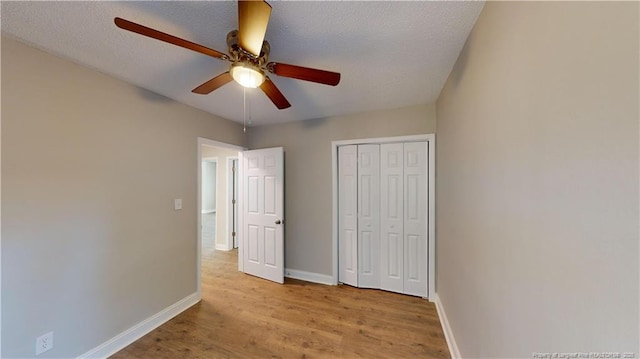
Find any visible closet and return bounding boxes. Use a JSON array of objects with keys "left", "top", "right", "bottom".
[{"left": 338, "top": 141, "right": 428, "bottom": 297}]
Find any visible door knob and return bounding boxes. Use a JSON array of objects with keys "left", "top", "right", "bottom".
[{"left": 275, "top": 220, "right": 282, "bottom": 225}]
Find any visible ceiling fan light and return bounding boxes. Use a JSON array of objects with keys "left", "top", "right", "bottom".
[{"left": 230, "top": 63, "right": 265, "bottom": 88}]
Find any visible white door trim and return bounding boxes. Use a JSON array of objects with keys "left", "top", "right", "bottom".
[
  {"left": 197, "top": 138, "right": 246, "bottom": 298},
  {"left": 331, "top": 134, "right": 436, "bottom": 300}
]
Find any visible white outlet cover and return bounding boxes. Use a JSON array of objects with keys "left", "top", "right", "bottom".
[
  {"left": 35, "top": 331, "right": 53, "bottom": 355},
  {"left": 174, "top": 198, "right": 182, "bottom": 210}
]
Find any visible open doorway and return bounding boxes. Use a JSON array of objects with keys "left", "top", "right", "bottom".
[
  {"left": 197, "top": 138, "right": 244, "bottom": 295},
  {"left": 200, "top": 144, "right": 241, "bottom": 251},
  {"left": 201, "top": 158, "right": 217, "bottom": 253}
]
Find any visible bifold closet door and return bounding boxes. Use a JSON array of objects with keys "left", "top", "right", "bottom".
[
  {"left": 380, "top": 143, "right": 404, "bottom": 294},
  {"left": 339, "top": 141, "right": 427, "bottom": 297},
  {"left": 338, "top": 145, "right": 358, "bottom": 286},
  {"left": 357, "top": 145, "right": 380, "bottom": 288},
  {"left": 380, "top": 142, "right": 428, "bottom": 297},
  {"left": 403, "top": 142, "right": 427, "bottom": 297}
]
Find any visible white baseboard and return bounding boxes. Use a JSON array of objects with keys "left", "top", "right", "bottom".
[
  {"left": 433, "top": 293, "right": 461, "bottom": 359},
  {"left": 201, "top": 209, "right": 216, "bottom": 214},
  {"left": 77, "top": 292, "right": 200, "bottom": 359},
  {"left": 285, "top": 268, "right": 334, "bottom": 286},
  {"left": 215, "top": 243, "right": 232, "bottom": 251}
]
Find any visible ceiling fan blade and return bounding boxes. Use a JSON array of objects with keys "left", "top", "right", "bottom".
[
  {"left": 192, "top": 72, "right": 233, "bottom": 94},
  {"left": 267, "top": 62, "right": 340, "bottom": 86},
  {"left": 260, "top": 77, "right": 291, "bottom": 109},
  {"left": 238, "top": 0, "right": 272, "bottom": 57},
  {"left": 114, "top": 17, "right": 228, "bottom": 60}
]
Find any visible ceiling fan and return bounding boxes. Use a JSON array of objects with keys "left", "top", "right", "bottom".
[{"left": 114, "top": 0, "right": 340, "bottom": 110}]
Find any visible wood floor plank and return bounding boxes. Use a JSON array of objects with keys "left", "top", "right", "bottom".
[{"left": 110, "top": 249, "right": 450, "bottom": 358}]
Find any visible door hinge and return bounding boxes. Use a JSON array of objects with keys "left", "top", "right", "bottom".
[
  {"left": 232, "top": 231, "right": 236, "bottom": 238},
  {"left": 232, "top": 199, "right": 236, "bottom": 205}
]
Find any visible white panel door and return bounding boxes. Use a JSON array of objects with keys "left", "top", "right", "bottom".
[
  {"left": 357, "top": 145, "right": 380, "bottom": 288},
  {"left": 338, "top": 145, "right": 358, "bottom": 286},
  {"left": 380, "top": 143, "right": 404, "bottom": 294},
  {"left": 240, "top": 147, "right": 284, "bottom": 284},
  {"left": 403, "top": 142, "right": 427, "bottom": 297}
]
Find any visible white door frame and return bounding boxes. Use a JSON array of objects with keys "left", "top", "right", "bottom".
[
  {"left": 331, "top": 134, "right": 436, "bottom": 300},
  {"left": 197, "top": 138, "right": 246, "bottom": 298}
]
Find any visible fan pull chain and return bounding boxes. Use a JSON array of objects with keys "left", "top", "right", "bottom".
[
  {"left": 243, "top": 87, "right": 247, "bottom": 133},
  {"left": 248, "top": 89, "right": 252, "bottom": 127}
]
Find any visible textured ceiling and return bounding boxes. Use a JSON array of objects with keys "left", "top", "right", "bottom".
[{"left": 1, "top": 1, "right": 483, "bottom": 126}]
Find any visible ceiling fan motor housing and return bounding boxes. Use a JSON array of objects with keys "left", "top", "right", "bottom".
[{"left": 226, "top": 29, "right": 270, "bottom": 66}]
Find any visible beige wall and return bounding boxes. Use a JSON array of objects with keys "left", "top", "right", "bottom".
[
  {"left": 436, "top": 2, "right": 639, "bottom": 357},
  {"left": 248, "top": 104, "right": 436, "bottom": 275},
  {"left": 201, "top": 145, "right": 240, "bottom": 250},
  {"left": 1, "top": 37, "right": 246, "bottom": 358}
]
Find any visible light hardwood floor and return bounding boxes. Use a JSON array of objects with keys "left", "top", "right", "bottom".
[{"left": 110, "top": 248, "right": 450, "bottom": 358}]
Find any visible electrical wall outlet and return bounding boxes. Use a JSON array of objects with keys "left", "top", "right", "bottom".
[{"left": 35, "top": 331, "right": 53, "bottom": 356}]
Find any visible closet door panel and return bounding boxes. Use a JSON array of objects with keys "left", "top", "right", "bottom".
[
  {"left": 338, "top": 145, "right": 358, "bottom": 286},
  {"left": 380, "top": 143, "right": 404, "bottom": 294},
  {"left": 357, "top": 145, "right": 380, "bottom": 288},
  {"left": 403, "top": 142, "right": 427, "bottom": 297}
]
